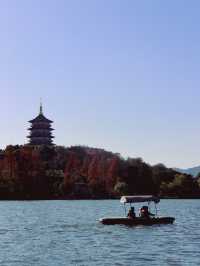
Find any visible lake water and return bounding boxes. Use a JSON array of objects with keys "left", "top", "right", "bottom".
[{"left": 0, "top": 200, "right": 199, "bottom": 266}]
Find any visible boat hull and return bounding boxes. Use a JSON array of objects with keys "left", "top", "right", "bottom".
[{"left": 100, "top": 217, "right": 175, "bottom": 226}]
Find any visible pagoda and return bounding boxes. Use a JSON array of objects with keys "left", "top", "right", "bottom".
[{"left": 27, "top": 104, "right": 54, "bottom": 146}]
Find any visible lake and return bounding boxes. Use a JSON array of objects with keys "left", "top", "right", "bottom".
[{"left": 0, "top": 200, "right": 199, "bottom": 266}]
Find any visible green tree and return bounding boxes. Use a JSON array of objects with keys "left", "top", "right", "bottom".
[{"left": 114, "top": 181, "right": 129, "bottom": 195}]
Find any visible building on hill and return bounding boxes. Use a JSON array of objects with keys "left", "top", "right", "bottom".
[{"left": 27, "top": 104, "right": 54, "bottom": 146}]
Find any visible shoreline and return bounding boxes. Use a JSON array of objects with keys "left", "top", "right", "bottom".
[{"left": 0, "top": 196, "right": 199, "bottom": 201}]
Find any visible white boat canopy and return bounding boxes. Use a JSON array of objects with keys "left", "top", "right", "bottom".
[{"left": 120, "top": 195, "right": 160, "bottom": 204}]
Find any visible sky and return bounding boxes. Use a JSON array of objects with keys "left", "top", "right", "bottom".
[{"left": 1, "top": 0, "right": 200, "bottom": 168}]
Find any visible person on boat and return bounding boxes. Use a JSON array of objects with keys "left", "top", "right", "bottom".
[
  {"left": 127, "top": 207, "right": 136, "bottom": 219},
  {"left": 140, "top": 206, "right": 155, "bottom": 219}
]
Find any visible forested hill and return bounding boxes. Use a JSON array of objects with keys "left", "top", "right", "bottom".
[
  {"left": 174, "top": 166, "right": 200, "bottom": 177},
  {"left": 0, "top": 145, "right": 199, "bottom": 200}
]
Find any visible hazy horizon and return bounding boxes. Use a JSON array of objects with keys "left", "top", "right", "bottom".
[{"left": 1, "top": 1, "right": 200, "bottom": 169}]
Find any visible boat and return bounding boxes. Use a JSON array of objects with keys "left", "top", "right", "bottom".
[{"left": 100, "top": 195, "right": 175, "bottom": 226}]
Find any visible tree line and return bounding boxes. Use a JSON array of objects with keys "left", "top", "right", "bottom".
[{"left": 0, "top": 144, "right": 199, "bottom": 199}]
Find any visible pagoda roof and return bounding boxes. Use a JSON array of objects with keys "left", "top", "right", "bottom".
[
  {"left": 29, "top": 114, "right": 53, "bottom": 123},
  {"left": 28, "top": 127, "right": 54, "bottom": 131}
]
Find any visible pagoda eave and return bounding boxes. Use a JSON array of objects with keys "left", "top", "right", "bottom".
[
  {"left": 29, "top": 114, "right": 53, "bottom": 123},
  {"left": 27, "top": 136, "right": 55, "bottom": 138},
  {"left": 28, "top": 128, "right": 54, "bottom": 131}
]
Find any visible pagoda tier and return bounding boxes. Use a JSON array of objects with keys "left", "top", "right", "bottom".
[
  {"left": 29, "top": 137, "right": 53, "bottom": 145},
  {"left": 27, "top": 104, "right": 54, "bottom": 146},
  {"left": 27, "top": 131, "right": 55, "bottom": 138},
  {"left": 28, "top": 125, "right": 54, "bottom": 130}
]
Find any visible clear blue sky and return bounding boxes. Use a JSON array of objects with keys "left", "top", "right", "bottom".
[{"left": 1, "top": 0, "right": 200, "bottom": 168}]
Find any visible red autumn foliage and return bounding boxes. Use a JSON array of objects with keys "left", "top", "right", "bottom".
[{"left": 0, "top": 144, "right": 196, "bottom": 199}]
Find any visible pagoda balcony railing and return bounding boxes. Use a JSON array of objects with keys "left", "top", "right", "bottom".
[
  {"left": 28, "top": 129, "right": 54, "bottom": 134},
  {"left": 27, "top": 135, "right": 54, "bottom": 138},
  {"left": 29, "top": 141, "right": 54, "bottom": 145},
  {"left": 28, "top": 127, "right": 54, "bottom": 130}
]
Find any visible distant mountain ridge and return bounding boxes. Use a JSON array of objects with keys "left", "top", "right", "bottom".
[{"left": 174, "top": 166, "right": 200, "bottom": 177}]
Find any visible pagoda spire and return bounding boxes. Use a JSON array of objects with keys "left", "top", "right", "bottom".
[{"left": 39, "top": 99, "right": 43, "bottom": 115}]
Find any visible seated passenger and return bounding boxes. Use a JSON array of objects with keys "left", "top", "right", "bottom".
[
  {"left": 140, "top": 206, "right": 155, "bottom": 219},
  {"left": 127, "top": 207, "right": 136, "bottom": 219}
]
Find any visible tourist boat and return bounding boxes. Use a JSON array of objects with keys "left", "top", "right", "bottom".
[{"left": 100, "top": 195, "right": 175, "bottom": 226}]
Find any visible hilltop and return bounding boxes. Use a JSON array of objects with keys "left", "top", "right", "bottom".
[
  {"left": 174, "top": 166, "right": 200, "bottom": 177},
  {"left": 0, "top": 145, "right": 199, "bottom": 199}
]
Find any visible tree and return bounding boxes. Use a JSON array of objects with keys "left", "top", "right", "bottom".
[
  {"left": 160, "top": 174, "right": 200, "bottom": 197},
  {"left": 114, "top": 181, "right": 129, "bottom": 195}
]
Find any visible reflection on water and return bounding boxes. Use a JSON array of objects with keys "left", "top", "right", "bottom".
[{"left": 0, "top": 200, "right": 199, "bottom": 266}]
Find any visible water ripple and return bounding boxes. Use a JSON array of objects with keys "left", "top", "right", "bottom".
[{"left": 0, "top": 200, "right": 199, "bottom": 265}]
